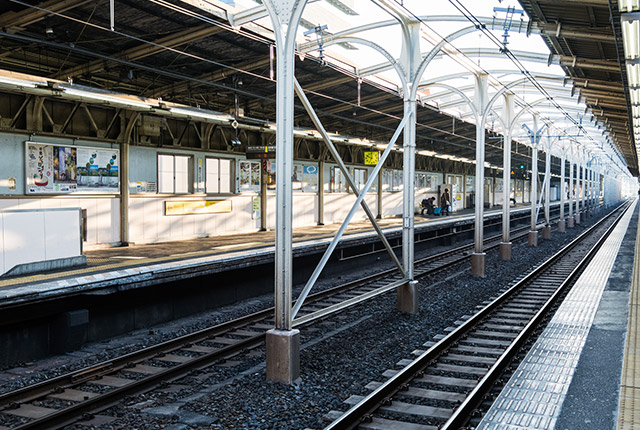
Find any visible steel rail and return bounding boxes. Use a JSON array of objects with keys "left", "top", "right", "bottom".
[
  {"left": 0, "top": 208, "right": 590, "bottom": 429},
  {"left": 324, "top": 201, "right": 627, "bottom": 430}
]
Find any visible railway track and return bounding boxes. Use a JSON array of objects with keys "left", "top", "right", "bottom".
[
  {"left": 0, "top": 212, "right": 589, "bottom": 429},
  {"left": 322, "top": 203, "right": 627, "bottom": 430}
]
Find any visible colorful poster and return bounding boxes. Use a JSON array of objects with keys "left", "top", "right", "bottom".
[
  {"left": 26, "top": 142, "right": 119, "bottom": 194},
  {"left": 239, "top": 161, "right": 251, "bottom": 188},
  {"left": 76, "top": 147, "right": 119, "bottom": 192},
  {"left": 251, "top": 162, "right": 260, "bottom": 186},
  {"left": 53, "top": 146, "right": 78, "bottom": 192},
  {"left": 26, "top": 143, "right": 54, "bottom": 193},
  {"left": 239, "top": 160, "right": 260, "bottom": 191}
]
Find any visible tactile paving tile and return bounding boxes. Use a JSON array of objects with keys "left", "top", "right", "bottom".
[
  {"left": 618, "top": 209, "right": 640, "bottom": 430},
  {"left": 478, "top": 202, "right": 637, "bottom": 430}
]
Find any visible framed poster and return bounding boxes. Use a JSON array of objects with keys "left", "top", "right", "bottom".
[{"left": 26, "top": 141, "right": 119, "bottom": 194}]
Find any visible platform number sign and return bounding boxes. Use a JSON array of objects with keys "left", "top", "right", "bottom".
[{"left": 364, "top": 151, "right": 379, "bottom": 165}]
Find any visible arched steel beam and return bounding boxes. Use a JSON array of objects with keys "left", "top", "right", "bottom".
[{"left": 316, "top": 36, "right": 408, "bottom": 95}]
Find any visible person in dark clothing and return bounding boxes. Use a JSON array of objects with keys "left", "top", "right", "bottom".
[
  {"left": 421, "top": 197, "right": 435, "bottom": 215},
  {"left": 440, "top": 188, "right": 451, "bottom": 215}
]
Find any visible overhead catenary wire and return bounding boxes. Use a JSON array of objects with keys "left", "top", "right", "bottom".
[
  {"left": 441, "top": 0, "right": 627, "bottom": 171},
  {"left": 4, "top": 0, "right": 483, "bottom": 146}
]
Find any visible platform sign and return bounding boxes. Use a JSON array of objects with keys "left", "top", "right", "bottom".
[
  {"left": 364, "top": 151, "right": 379, "bottom": 165},
  {"left": 165, "top": 200, "right": 232, "bottom": 215},
  {"left": 246, "top": 145, "right": 276, "bottom": 159}
]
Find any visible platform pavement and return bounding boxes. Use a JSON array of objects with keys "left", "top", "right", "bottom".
[
  {"left": 477, "top": 199, "right": 638, "bottom": 430},
  {"left": 0, "top": 203, "right": 521, "bottom": 291}
]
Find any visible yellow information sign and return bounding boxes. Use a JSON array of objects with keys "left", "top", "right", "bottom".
[
  {"left": 364, "top": 151, "right": 379, "bottom": 165},
  {"left": 165, "top": 200, "right": 232, "bottom": 216}
]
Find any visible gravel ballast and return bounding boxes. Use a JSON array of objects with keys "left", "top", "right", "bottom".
[{"left": 0, "top": 210, "right": 612, "bottom": 430}]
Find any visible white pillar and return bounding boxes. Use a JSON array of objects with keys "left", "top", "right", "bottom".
[
  {"left": 472, "top": 74, "right": 488, "bottom": 277},
  {"left": 263, "top": 0, "right": 307, "bottom": 384},
  {"left": 558, "top": 148, "right": 566, "bottom": 232},
  {"left": 528, "top": 115, "right": 539, "bottom": 246},
  {"left": 543, "top": 130, "right": 551, "bottom": 239},
  {"left": 500, "top": 94, "right": 514, "bottom": 260},
  {"left": 399, "top": 22, "right": 420, "bottom": 312},
  {"left": 582, "top": 156, "right": 587, "bottom": 215},
  {"left": 568, "top": 149, "right": 574, "bottom": 227}
]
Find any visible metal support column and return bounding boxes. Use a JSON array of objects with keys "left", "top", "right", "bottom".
[
  {"left": 377, "top": 169, "right": 383, "bottom": 219},
  {"left": 527, "top": 115, "right": 541, "bottom": 247},
  {"left": 558, "top": 148, "right": 566, "bottom": 232},
  {"left": 472, "top": 73, "right": 488, "bottom": 277},
  {"left": 568, "top": 150, "right": 574, "bottom": 227},
  {"left": 317, "top": 160, "right": 324, "bottom": 225},
  {"left": 263, "top": 0, "right": 307, "bottom": 385},
  {"left": 499, "top": 93, "right": 514, "bottom": 261},
  {"left": 119, "top": 141, "right": 129, "bottom": 246},
  {"left": 542, "top": 130, "right": 551, "bottom": 239},
  {"left": 399, "top": 21, "right": 420, "bottom": 311},
  {"left": 582, "top": 155, "right": 587, "bottom": 219},
  {"left": 260, "top": 161, "right": 267, "bottom": 231}
]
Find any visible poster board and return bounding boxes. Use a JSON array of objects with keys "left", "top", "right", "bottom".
[{"left": 25, "top": 141, "right": 119, "bottom": 194}]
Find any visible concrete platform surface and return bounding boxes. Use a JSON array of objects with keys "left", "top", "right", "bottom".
[{"left": 477, "top": 200, "right": 638, "bottom": 430}]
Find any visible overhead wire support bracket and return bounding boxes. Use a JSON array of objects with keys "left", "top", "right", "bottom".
[{"left": 304, "top": 24, "right": 328, "bottom": 64}]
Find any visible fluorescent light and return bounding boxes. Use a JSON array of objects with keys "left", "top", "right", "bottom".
[
  {"left": 622, "top": 19, "right": 640, "bottom": 59},
  {"left": 169, "top": 107, "right": 232, "bottom": 122},
  {"left": 0, "top": 76, "right": 36, "bottom": 88},
  {"left": 627, "top": 63, "right": 640, "bottom": 87},
  {"left": 64, "top": 87, "right": 151, "bottom": 109},
  {"left": 620, "top": 0, "right": 640, "bottom": 12}
]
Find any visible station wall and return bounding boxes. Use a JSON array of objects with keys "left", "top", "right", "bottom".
[{"left": 0, "top": 131, "right": 595, "bottom": 249}]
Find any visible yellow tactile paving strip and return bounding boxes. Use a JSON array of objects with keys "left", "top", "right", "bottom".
[{"left": 618, "top": 213, "right": 640, "bottom": 430}]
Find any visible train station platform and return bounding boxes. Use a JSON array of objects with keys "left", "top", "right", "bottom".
[
  {"left": 477, "top": 199, "right": 639, "bottom": 430},
  {"left": 0, "top": 203, "right": 540, "bottom": 301},
  {"left": 0, "top": 200, "right": 574, "bottom": 366}
]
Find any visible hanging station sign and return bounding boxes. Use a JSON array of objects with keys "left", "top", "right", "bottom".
[
  {"left": 246, "top": 145, "right": 276, "bottom": 159},
  {"left": 25, "top": 141, "right": 119, "bottom": 194}
]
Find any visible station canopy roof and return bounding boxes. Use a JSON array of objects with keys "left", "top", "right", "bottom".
[{"left": 0, "top": 0, "right": 634, "bottom": 178}]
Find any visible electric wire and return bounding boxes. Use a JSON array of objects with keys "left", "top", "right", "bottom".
[{"left": 4, "top": 0, "right": 478, "bottom": 144}]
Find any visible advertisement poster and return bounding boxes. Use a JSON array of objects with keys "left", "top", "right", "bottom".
[
  {"left": 77, "top": 148, "right": 119, "bottom": 191},
  {"left": 251, "top": 161, "right": 260, "bottom": 186},
  {"left": 303, "top": 165, "right": 318, "bottom": 192},
  {"left": 239, "top": 160, "right": 260, "bottom": 191},
  {"left": 239, "top": 161, "right": 251, "bottom": 187},
  {"left": 26, "top": 142, "right": 119, "bottom": 194},
  {"left": 26, "top": 143, "right": 54, "bottom": 193}
]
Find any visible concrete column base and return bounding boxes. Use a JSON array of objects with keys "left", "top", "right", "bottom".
[
  {"left": 542, "top": 225, "right": 551, "bottom": 239},
  {"left": 499, "top": 242, "right": 512, "bottom": 261},
  {"left": 471, "top": 252, "right": 486, "bottom": 277},
  {"left": 266, "top": 328, "right": 300, "bottom": 384},
  {"left": 397, "top": 280, "right": 418, "bottom": 314},
  {"left": 575, "top": 213, "right": 581, "bottom": 224},
  {"left": 557, "top": 219, "right": 566, "bottom": 233},
  {"left": 567, "top": 217, "right": 574, "bottom": 228},
  {"left": 528, "top": 230, "right": 538, "bottom": 247}
]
